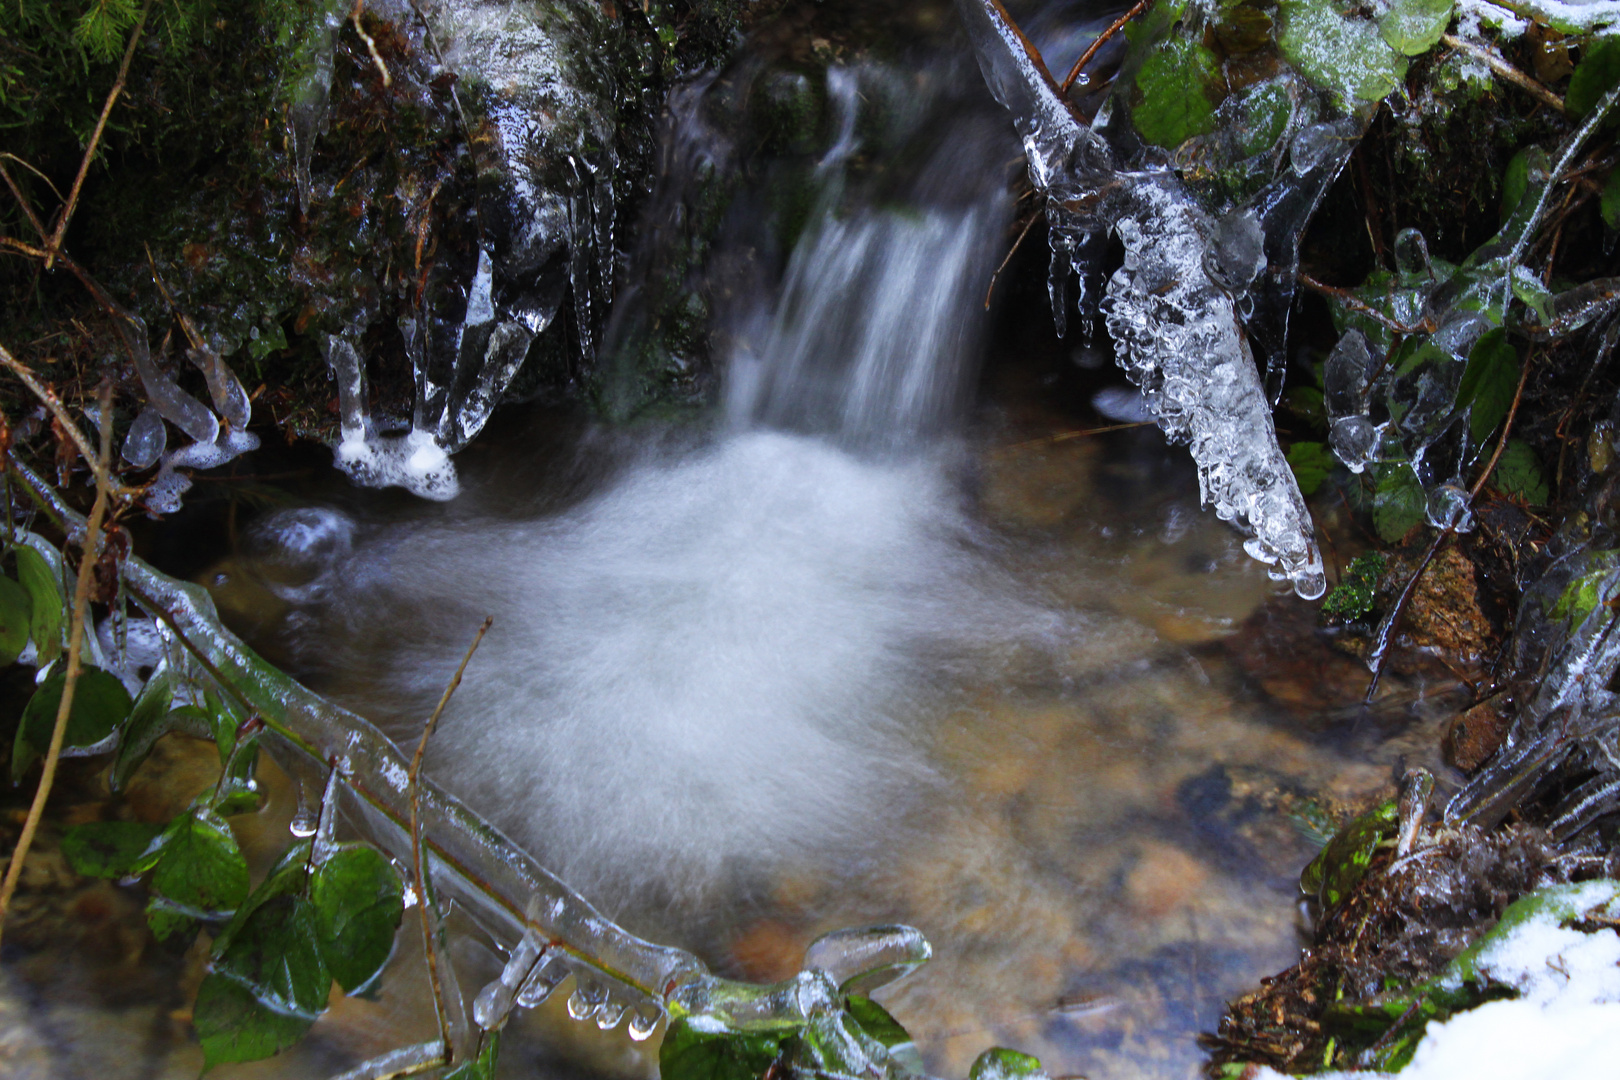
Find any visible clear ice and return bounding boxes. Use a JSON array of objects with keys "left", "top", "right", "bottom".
[{"left": 957, "top": 0, "right": 1326, "bottom": 599}]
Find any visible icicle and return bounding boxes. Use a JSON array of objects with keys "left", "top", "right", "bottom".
[
  {"left": 121, "top": 406, "right": 166, "bottom": 469},
  {"left": 515, "top": 952, "right": 569, "bottom": 1008},
  {"left": 472, "top": 924, "right": 547, "bottom": 1030}
]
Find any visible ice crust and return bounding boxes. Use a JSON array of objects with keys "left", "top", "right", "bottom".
[
  {"left": 290, "top": 0, "right": 619, "bottom": 499},
  {"left": 957, "top": 0, "right": 1326, "bottom": 598}
]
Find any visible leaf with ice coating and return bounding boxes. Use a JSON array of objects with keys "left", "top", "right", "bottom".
[{"left": 1276, "top": 0, "right": 1408, "bottom": 106}]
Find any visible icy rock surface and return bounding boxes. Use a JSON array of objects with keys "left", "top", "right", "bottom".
[
  {"left": 957, "top": 0, "right": 1325, "bottom": 598},
  {"left": 292, "top": 0, "right": 622, "bottom": 498}
]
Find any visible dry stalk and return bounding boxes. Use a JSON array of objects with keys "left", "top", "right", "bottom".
[
  {"left": 1060, "top": 0, "right": 1151, "bottom": 96},
  {"left": 409, "top": 615, "right": 494, "bottom": 1060},
  {"left": 44, "top": 0, "right": 153, "bottom": 270},
  {"left": 0, "top": 382, "right": 116, "bottom": 947},
  {"left": 0, "top": 343, "right": 128, "bottom": 497}
]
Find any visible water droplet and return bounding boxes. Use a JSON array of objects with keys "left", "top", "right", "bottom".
[
  {"left": 567, "top": 978, "right": 606, "bottom": 1022},
  {"left": 1329, "top": 416, "right": 1380, "bottom": 473},
  {"left": 627, "top": 1002, "right": 664, "bottom": 1041},
  {"left": 1425, "top": 482, "right": 1474, "bottom": 533},
  {"left": 595, "top": 999, "right": 626, "bottom": 1030}
]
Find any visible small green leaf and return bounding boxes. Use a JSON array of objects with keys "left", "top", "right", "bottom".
[
  {"left": 1492, "top": 439, "right": 1549, "bottom": 505},
  {"left": 146, "top": 896, "right": 199, "bottom": 942},
  {"left": 310, "top": 844, "right": 404, "bottom": 994},
  {"left": 213, "top": 840, "right": 312, "bottom": 960},
  {"left": 193, "top": 969, "right": 317, "bottom": 1071},
  {"left": 1456, "top": 328, "right": 1518, "bottom": 446},
  {"left": 12, "top": 666, "right": 134, "bottom": 782},
  {"left": 1132, "top": 34, "right": 1222, "bottom": 149},
  {"left": 1602, "top": 169, "right": 1620, "bottom": 233},
  {"left": 660, "top": 1016, "right": 785, "bottom": 1080},
  {"left": 212, "top": 893, "right": 330, "bottom": 1020},
  {"left": 111, "top": 667, "right": 182, "bottom": 791},
  {"left": 0, "top": 574, "right": 31, "bottom": 665},
  {"left": 1281, "top": 385, "right": 1327, "bottom": 430},
  {"left": 1277, "top": 0, "right": 1408, "bottom": 105},
  {"left": 846, "top": 995, "right": 911, "bottom": 1049},
  {"left": 1551, "top": 566, "right": 1612, "bottom": 627},
  {"left": 1501, "top": 149, "right": 1530, "bottom": 225},
  {"left": 149, "top": 808, "right": 250, "bottom": 917},
  {"left": 1287, "top": 441, "right": 1334, "bottom": 496},
  {"left": 1568, "top": 37, "right": 1620, "bottom": 120},
  {"left": 443, "top": 1031, "right": 502, "bottom": 1080},
  {"left": 14, "top": 545, "right": 63, "bottom": 665},
  {"left": 969, "top": 1047, "right": 1049, "bottom": 1080},
  {"left": 1372, "top": 464, "right": 1426, "bottom": 542},
  {"left": 1322, "top": 550, "right": 1387, "bottom": 621},
  {"left": 61, "top": 820, "right": 165, "bottom": 878},
  {"left": 1378, "top": 0, "right": 1454, "bottom": 57}
]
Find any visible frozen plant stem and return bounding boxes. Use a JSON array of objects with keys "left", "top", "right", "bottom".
[
  {"left": 45, "top": 0, "right": 152, "bottom": 271},
  {"left": 0, "top": 384, "right": 116, "bottom": 947},
  {"left": 1059, "top": 0, "right": 1150, "bottom": 96},
  {"left": 409, "top": 615, "right": 494, "bottom": 1062}
]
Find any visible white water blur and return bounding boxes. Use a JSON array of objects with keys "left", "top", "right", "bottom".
[{"left": 250, "top": 109, "right": 1044, "bottom": 906}]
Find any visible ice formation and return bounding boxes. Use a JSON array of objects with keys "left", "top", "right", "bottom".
[
  {"left": 957, "top": 0, "right": 1326, "bottom": 599},
  {"left": 1250, "top": 881, "right": 1620, "bottom": 1080},
  {"left": 292, "top": 0, "right": 621, "bottom": 498}
]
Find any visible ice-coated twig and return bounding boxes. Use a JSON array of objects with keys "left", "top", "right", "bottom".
[
  {"left": 4, "top": 457, "right": 972, "bottom": 1079},
  {"left": 956, "top": 0, "right": 1326, "bottom": 598}
]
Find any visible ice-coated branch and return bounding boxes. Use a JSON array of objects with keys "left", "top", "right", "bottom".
[
  {"left": 955, "top": 0, "right": 1325, "bottom": 599},
  {"left": 6, "top": 457, "right": 974, "bottom": 1077}
]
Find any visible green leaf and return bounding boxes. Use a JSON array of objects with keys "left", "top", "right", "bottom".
[
  {"left": 969, "top": 1047, "right": 1049, "bottom": 1080},
  {"left": 1277, "top": 0, "right": 1408, "bottom": 105},
  {"left": 1492, "top": 439, "right": 1549, "bottom": 505},
  {"left": 12, "top": 666, "right": 134, "bottom": 782},
  {"left": 1551, "top": 565, "right": 1613, "bottom": 627},
  {"left": 1568, "top": 37, "right": 1620, "bottom": 119},
  {"left": 846, "top": 995, "right": 911, "bottom": 1049},
  {"left": 193, "top": 970, "right": 317, "bottom": 1071},
  {"left": 1378, "top": 0, "right": 1454, "bottom": 56},
  {"left": 1456, "top": 329, "right": 1518, "bottom": 446},
  {"left": 660, "top": 1016, "right": 785, "bottom": 1080},
  {"left": 310, "top": 844, "right": 404, "bottom": 994},
  {"left": 0, "top": 574, "right": 30, "bottom": 665},
  {"left": 148, "top": 808, "right": 250, "bottom": 917},
  {"left": 1287, "top": 441, "right": 1334, "bottom": 496},
  {"left": 1281, "top": 385, "right": 1327, "bottom": 430},
  {"left": 1132, "top": 35, "right": 1222, "bottom": 149},
  {"left": 110, "top": 667, "right": 182, "bottom": 791},
  {"left": 1300, "top": 800, "right": 1400, "bottom": 907},
  {"left": 61, "top": 820, "right": 165, "bottom": 878},
  {"left": 146, "top": 896, "right": 199, "bottom": 943},
  {"left": 212, "top": 840, "right": 312, "bottom": 960},
  {"left": 1599, "top": 170, "right": 1620, "bottom": 235},
  {"left": 14, "top": 545, "right": 63, "bottom": 665},
  {"left": 1501, "top": 149, "right": 1530, "bottom": 225},
  {"left": 212, "top": 893, "right": 330, "bottom": 1020},
  {"left": 1372, "top": 464, "right": 1426, "bottom": 542},
  {"left": 443, "top": 1031, "right": 501, "bottom": 1080}
]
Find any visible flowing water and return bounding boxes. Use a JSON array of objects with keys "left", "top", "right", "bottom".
[{"left": 0, "top": 13, "right": 1454, "bottom": 1080}]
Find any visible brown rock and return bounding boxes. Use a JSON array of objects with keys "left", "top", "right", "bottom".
[{"left": 1443, "top": 696, "right": 1513, "bottom": 772}]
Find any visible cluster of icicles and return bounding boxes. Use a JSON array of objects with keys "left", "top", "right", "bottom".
[{"left": 958, "top": 0, "right": 1330, "bottom": 599}]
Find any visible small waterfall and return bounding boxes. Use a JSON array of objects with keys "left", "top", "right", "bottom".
[
  {"left": 237, "top": 56, "right": 1041, "bottom": 912},
  {"left": 726, "top": 205, "right": 997, "bottom": 445}
]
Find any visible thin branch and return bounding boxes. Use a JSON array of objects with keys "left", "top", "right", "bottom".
[
  {"left": 0, "top": 343, "right": 121, "bottom": 494},
  {"left": 44, "top": 0, "right": 153, "bottom": 271},
  {"left": 994, "top": 420, "right": 1154, "bottom": 456},
  {"left": 1439, "top": 33, "right": 1565, "bottom": 114},
  {"left": 0, "top": 383, "right": 115, "bottom": 946},
  {"left": 409, "top": 616, "right": 493, "bottom": 1060},
  {"left": 1364, "top": 526, "right": 1453, "bottom": 706},
  {"left": 1298, "top": 272, "right": 1429, "bottom": 337},
  {"left": 0, "top": 160, "right": 50, "bottom": 245},
  {"left": 1060, "top": 0, "right": 1150, "bottom": 96},
  {"left": 984, "top": 210, "right": 1040, "bottom": 310},
  {"left": 1470, "top": 351, "right": 1534, "bottom": 499},
  {"left": 351, "top": 0, "right": 392, "bottom": 87}
]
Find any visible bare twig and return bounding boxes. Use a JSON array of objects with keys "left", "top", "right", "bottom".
[
  {"left": 0, "top": 383, "right": 115, "bottom": 946},
  {"left": 984, "top": 210, "right": 1041, "bottom": 309},
  {"left": 1060, "top": 0, "right": 1150, "bottom": 96},
  {"left": 44, "top": 1, "right": 153, "bottom": 271},
  {"left": 994, "top": 420, "right": 1155, "bottom": 456},
  {"left": 1440, "top": 33, "right": 1565, "bottom": 114},
  {"left": 1298, "top": 272, "right": 1430, "bottom": 337},
  {"left": 1470, "top": 351, "right": 1534, "bottom": 500},
  {"left": 1364, "top": 526, "right": 1453, "bottom": 705},
  {"left": 351, "top": 0, "right": 393, "bottom": 87},
  {"left": 0, "top": 159, "right": 50, "bottom": 244},
  {"left": 0, "top": 343, "right": 121, "bottom": 494},
  {"left": 409, "top": 616, "right": 493, "bottom": 1059}
]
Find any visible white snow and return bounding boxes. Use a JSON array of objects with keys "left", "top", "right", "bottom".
[{"left": 1252, "top": 882, "right": 1620, "bottom": 1080}]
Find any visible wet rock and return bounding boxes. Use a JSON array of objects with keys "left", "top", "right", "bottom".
[{"left": 1443, "top": 694, "right": 1513, "bottom": 772}]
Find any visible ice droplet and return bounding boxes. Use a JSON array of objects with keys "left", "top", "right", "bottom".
[
  {"left": 1393, "top": 228, "right": 1433, "bottom": 278},
  {"left": 472, "top": 928, "right": 546, "bottom": 1030},
  {"left": 1202, "top": 208, "right": 1267, "bottom": 295},
  {"left": 1425, "top": 482, "right": 1474, "bottom": 533},
  {"left": 515, "top": 954, "right": 568, "bottom": 1008},
  {"left": 627, "top": 1002, "right": 664, "bottom": 1041},
  {"left": 567, "top": 977, "right": 608, "bottom": 1022},
  {"left": 121, "top": 406, "right": 166, "bottom": 469},
  {"left": 595, "top": 998, "right": 626, "bottom": 1030},
  {"left": 1323, "top": 330, "right": 1373, "bottom": 421},
  {"left": 801, "top": 924, "right": 932, "bottom": 994},
  {"left": 1329, "top": 415, "right": 1380, "bottom": 473}
]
